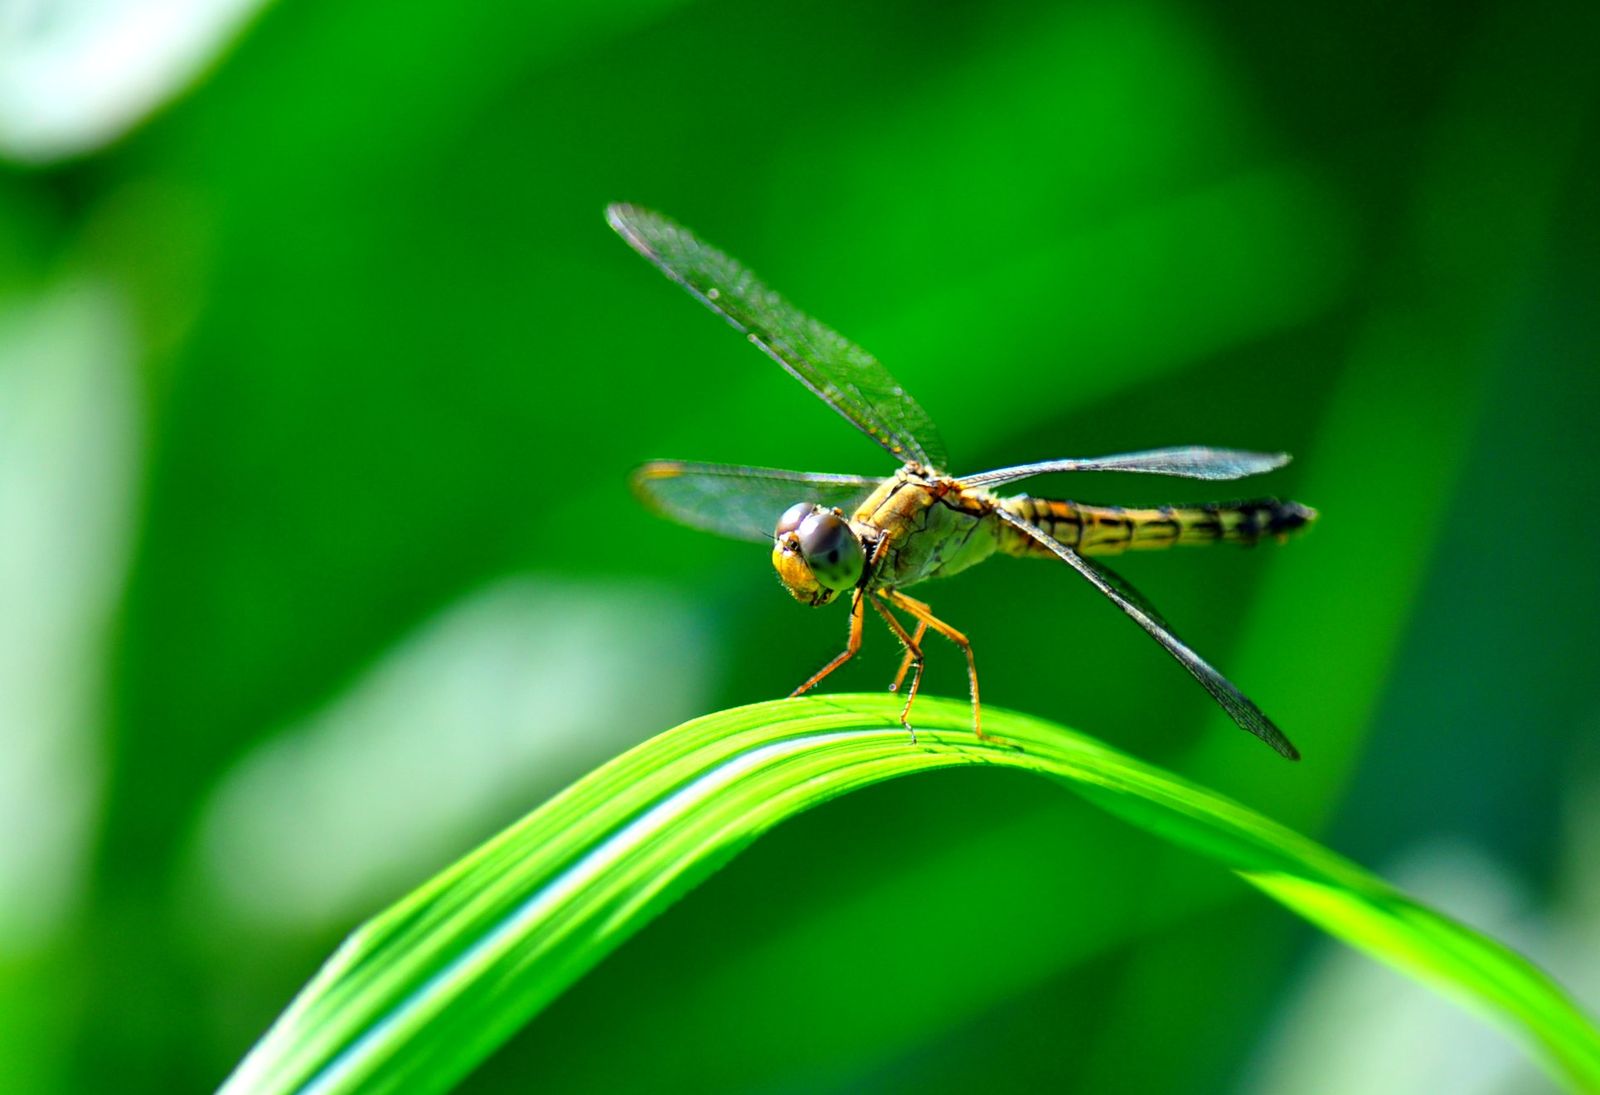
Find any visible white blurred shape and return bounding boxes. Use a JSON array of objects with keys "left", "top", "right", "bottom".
[
  {"left": 0, "top": 0, "right": 263, "bottom": 162},
  {"left": 1554, "top": 730, "right": 1600, "bottom": 1015},
  {"left": 1514, "top": 726, "right": 1600, "bottom": 1089},
  {"left": 0, "top": 283, "right": 135, "bottom": 949},
  {"left": 1241, "top": 841, "right": 1555, "bottom": 1095},
  {"left": 191, "top": 577, "right": 708, "bottom": 934}
]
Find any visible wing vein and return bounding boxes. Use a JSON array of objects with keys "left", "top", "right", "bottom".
[
  {"left": 609, "top": 204, "right": 947, "bottom": 469},
  {"left": 990, "top": 505, "right": 1300, "bottom": 760},
  {"left": 632, "top": 461, "right": 882, "bottom": 544},
  {"left": 962, "top": 447, "right": 1290, "bottom": 489}
]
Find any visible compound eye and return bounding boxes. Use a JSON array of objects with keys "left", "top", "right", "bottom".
[
  {"left": 775, "top": 502, "right": 814, "bottom": 539},
  {"left": 796, "top": 511, "right": 864, "bottom": 590}
]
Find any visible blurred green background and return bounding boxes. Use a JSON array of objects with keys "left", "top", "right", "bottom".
[{"left": 1, "top": 0, "right": 1597, "bottom": 1091}]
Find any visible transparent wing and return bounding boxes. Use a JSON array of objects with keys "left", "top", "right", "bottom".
[
  {"left": 991, "top": 506, "right": 1301, "bottom": 760},
  {"left": 633, "top": 461, "right": 882, "bottom": 544},
  {"left": 961, "top": 447, "right": 1290, "bottom": 490},
  {"left": 609, "top": 204, "right": 947, "bottom": 470}
]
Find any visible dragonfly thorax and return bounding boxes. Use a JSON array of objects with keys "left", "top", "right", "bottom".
[{"left": 772, "top": 503, "right": 866, "bottom": 607}]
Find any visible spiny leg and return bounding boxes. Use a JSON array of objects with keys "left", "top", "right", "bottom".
[
  {"left": 869, "top": 594, "right": 925, "bottom": 742},
  {"left": 790, "top": 587, "right": 866, "bottom": 698},
  {"left": 887, "top": 590, "right": 986, "bottom": 741},
  {"left": 889, "top": 619, "right": 928, "bottom": 694}
]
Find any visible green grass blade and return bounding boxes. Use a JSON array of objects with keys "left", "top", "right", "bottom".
[{"left": 219, "top": 696, "right": 1600, "bottom": 1094}]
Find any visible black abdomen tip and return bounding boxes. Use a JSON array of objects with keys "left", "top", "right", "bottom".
[{"left": 1269, "top": 501, "right": 1318, "bottom": 536}]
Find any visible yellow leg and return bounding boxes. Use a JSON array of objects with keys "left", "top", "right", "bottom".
[
  {"left": 869, "top": 594, "right": 924, "bottom": 742},
  {"left": 790, "top": 588, "right": 866, "bottom": 697},
  {"left": 889, "top": 619, "right": 928, "bottom": 694},
  {"left": 886, "top": 590, "right": 985, "bottom": 741}
]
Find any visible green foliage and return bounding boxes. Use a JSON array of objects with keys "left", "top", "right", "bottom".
[
  {"left": 3, "top": 0, "right": 1599, "bottom": 1091},
  {"left": 222, "top": 697, "right": 1600, "bottom": 1094}
]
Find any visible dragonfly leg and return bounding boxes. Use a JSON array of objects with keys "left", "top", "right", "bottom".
[
  {"left": 790, "top": 588, "right": 866, "bottom": 698},
  {"left": 869, "top": 594, "right": 924, "bottom": 743},
  {"left": 886, "top": 591, "right": 985, "bottom": 741},
  {"left": 889, "top": 618, "right": 928, "bottom": 694}
]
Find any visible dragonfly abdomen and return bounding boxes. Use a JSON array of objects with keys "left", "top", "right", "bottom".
[{"left": 998, "top": 497, "right": 1317, "bottom": 557}]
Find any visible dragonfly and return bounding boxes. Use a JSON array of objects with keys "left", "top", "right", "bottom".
[{"left": 610, "top": 204, "right": 1317, "bottom": 760}]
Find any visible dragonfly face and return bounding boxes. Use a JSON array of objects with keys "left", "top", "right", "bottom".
[
  {"left": 611, "top": 203, "right": 1318, "bottom": 760},
  {"left": 772, "top": 503, "right": 866, "bottom": 607}
]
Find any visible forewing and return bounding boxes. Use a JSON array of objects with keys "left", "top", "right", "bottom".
[
  {"left": 609, "top": 204, "right": 947, "bottom": 469},
  {"left": 633, "top": 461, "right": 881, "bottom": 544},
  {"left": 991, "top": 506, "right": 1301, "bottom": 760},
  {"left": 962, "top": 447, "right": 1289, "bottom": 489}
]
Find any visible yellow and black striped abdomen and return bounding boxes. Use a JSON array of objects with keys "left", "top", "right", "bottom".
[{"left": 998, "top": 496, "right": 1317, "bottom": 557}]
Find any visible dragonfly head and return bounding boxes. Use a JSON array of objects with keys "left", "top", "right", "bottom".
[{"left": 772, "top": 503, "right": 866, "bottom": 607}]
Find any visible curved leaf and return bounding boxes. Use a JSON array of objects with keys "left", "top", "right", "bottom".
[{"left": 220, "top": 696, "right": 1600, "bottom": 1094}]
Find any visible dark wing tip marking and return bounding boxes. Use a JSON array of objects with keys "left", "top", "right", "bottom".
[
  {"left": 628, "top": 461, "right": 680, "bottom": 514},
  {"left": 633, "top": 459, "right": 684, "bottom": 480}
]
